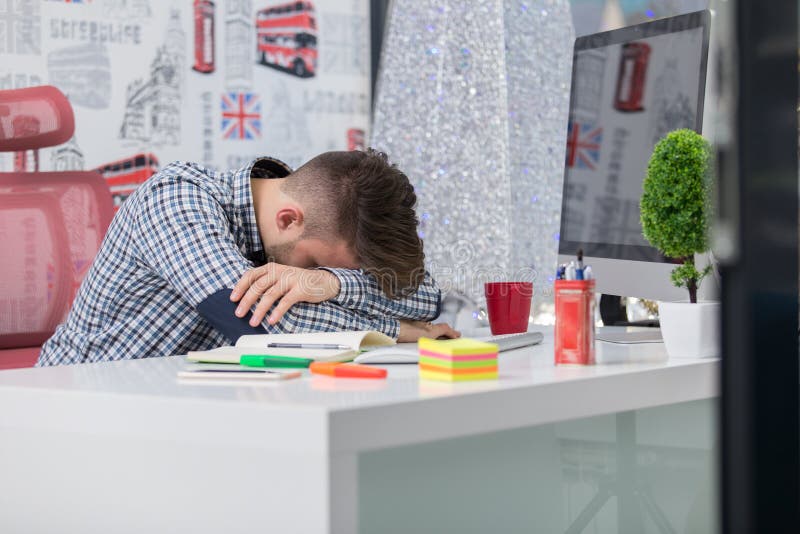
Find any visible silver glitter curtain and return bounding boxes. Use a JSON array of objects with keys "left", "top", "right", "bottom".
[{"left": 371, "top": 0, "right": 574, "bottom": 321}]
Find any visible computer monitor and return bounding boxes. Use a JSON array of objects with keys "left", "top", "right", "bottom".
[{"left": 557, "top": 10, "right": 713, "bottom": 302}]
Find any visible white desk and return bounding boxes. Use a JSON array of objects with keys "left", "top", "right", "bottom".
[{"left": 0, "top": 327, "right": 718, "bottom": 533}]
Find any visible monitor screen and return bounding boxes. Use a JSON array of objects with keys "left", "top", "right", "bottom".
[{"left": 558, "top": 11, "right": 710, "bottom": 265}]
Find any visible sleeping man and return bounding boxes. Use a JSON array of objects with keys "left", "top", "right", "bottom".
[{"left": 38, "top": 149, "right": 458, "bottom": 366}]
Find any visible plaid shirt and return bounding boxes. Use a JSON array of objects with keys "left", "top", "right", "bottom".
[{"left": 38, "top": 158, "right": 441, "bottom": 366}]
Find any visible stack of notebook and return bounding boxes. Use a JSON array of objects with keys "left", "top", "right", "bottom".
[
  {"left": 179, "top": 331, "right": 394, "bottom": 382},
  {"left": 417, "top": 338, "right": 499, "bottom": 382},
  {"left": 186, "top": 331, "right": 394, "bottom": 364}
]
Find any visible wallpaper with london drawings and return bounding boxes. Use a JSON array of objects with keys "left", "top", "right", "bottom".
[{"left": 1, "top": 0, "right": 371, "bottom": 209}]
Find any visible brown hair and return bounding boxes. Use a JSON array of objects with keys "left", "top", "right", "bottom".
[{"left": 281, "top": 148, "right": 425, "bottom": 298}]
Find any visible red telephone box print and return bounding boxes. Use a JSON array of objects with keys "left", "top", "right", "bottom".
[
  {"left": 614, "top": 42, "right": 651, "bottom": 112},
  {"left": 193, "top": 0, "right": 216, "bottom": 74}
]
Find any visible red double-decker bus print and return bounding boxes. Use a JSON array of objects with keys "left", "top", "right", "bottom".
[
  {"left": 256, "top": 1, "right": 318, "bottom": 78},
  {"left": 93, "top": 153, "right": 159, "bottom": 211}
]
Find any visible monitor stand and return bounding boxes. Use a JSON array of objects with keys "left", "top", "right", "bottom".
[
  {"left": 614, "top": 319, "right": 660, "bottom": 328},
  {"left": 596, "top": 329, "right": 664, "bottom": 344},
  {"left": 598, "top": 295, "right": 663, "bottom": 344}
]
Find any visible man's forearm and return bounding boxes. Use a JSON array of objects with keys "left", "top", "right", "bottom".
[
  {"left": 322, "top": 268, "right": 442, "bottom": 321},
  {"left": 199, "top": 288, "right": 399, "bottom": 342},
  {"left": 260, "top": 299, "right": 400, "bottom": 339}
]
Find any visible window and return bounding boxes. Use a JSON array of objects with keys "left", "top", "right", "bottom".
[{"left": 296, "top": 33, "right": 317, "bottom": 49}]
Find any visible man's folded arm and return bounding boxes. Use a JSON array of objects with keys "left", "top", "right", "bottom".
[
  {"left": 262, "top": 299, "right": 399, "bottom": 338},
  {"left": 197, "top": 289, "right": 399, "bottom": 340},
  {"left": 321, "top": 268, "right": 442, "bottom": 321},
  {"left": 133, "top": 178, "right": 398, "bottom": 343}
]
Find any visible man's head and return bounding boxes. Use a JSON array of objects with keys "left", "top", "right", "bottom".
[{"left": 257, "top": 149, "right": 424, "bottom": 298}]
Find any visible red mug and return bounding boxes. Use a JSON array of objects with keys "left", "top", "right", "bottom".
[{"left": 484, "top": 282, "right": 533, "bottom": 335}]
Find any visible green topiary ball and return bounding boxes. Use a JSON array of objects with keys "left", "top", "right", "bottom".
[{"left": 640, "top": 128, "right": 711, "bottom": 259}]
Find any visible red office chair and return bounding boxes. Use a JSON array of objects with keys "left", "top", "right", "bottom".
[{"left": 0, "top": 86, "right": 113, "bottom": 369}]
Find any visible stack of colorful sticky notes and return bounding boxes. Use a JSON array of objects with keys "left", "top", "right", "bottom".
[{"left": 418, "top": 337, "right": 499, "bottom": 381}]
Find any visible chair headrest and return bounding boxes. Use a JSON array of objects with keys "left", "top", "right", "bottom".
[{"left": 0, "top": 85, "right": 75, "bottom": 152}]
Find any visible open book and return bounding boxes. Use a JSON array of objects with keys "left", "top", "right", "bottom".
[{"left": 186, "top": 330, "right": 395, "bottom": 364}]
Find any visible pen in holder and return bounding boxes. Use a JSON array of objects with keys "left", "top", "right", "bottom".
[{"left": 554, "top": 279, "right": 596, "bottom": 365}]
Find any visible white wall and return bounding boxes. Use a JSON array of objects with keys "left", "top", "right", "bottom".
[{"left": 0, "top": 0, "right": 370, "bottom": 181}]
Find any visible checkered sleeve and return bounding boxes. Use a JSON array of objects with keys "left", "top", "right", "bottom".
[
  {"left": 268, "top": 300, "right": 400, "bottom": 339},
  {"left": 320, "top": 268, "right": 442, "bottom": 321},
  {"left": 198, "top": 288, "right": 400, "bottom": 341},
  {"left": 132, "top": 174, "right": 253, "bottom": 308}
]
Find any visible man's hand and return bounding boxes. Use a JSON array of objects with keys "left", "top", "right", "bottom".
[
  {"left": 230, "top": 264, "right": 341, "bottom": 326},
  {"left": 398, "top": 320, "right": 460, "bottom": 343}
]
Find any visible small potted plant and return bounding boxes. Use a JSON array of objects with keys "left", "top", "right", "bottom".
[{"left": 640, "top": 128, "right": 718, "bottom": 358}]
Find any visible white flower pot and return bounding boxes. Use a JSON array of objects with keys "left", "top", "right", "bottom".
[{"left": 657, "top": 301, "right": 720, "bottom": 359}]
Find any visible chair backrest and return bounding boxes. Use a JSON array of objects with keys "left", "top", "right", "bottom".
[{"left": 0, "top": 86, "right": 113, "bottom": 351}]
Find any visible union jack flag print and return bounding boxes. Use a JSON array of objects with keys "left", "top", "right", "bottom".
[
  {"left": 566, "top": 121, "right": 602, "bottom": 170},
  {"left": 221, "top": 92, "right": 261, "bottom": 140}
]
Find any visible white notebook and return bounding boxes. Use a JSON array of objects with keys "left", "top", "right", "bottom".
[
  {"left": 186, "top": 330, "right": 395, "bottom": 364},
  {"left": 178, "top": 364, "right": 302, "bottom": 381}
]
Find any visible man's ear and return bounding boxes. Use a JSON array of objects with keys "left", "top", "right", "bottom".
[{"left": 275, "top": 205, "right": 304, "bottom": 233}]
